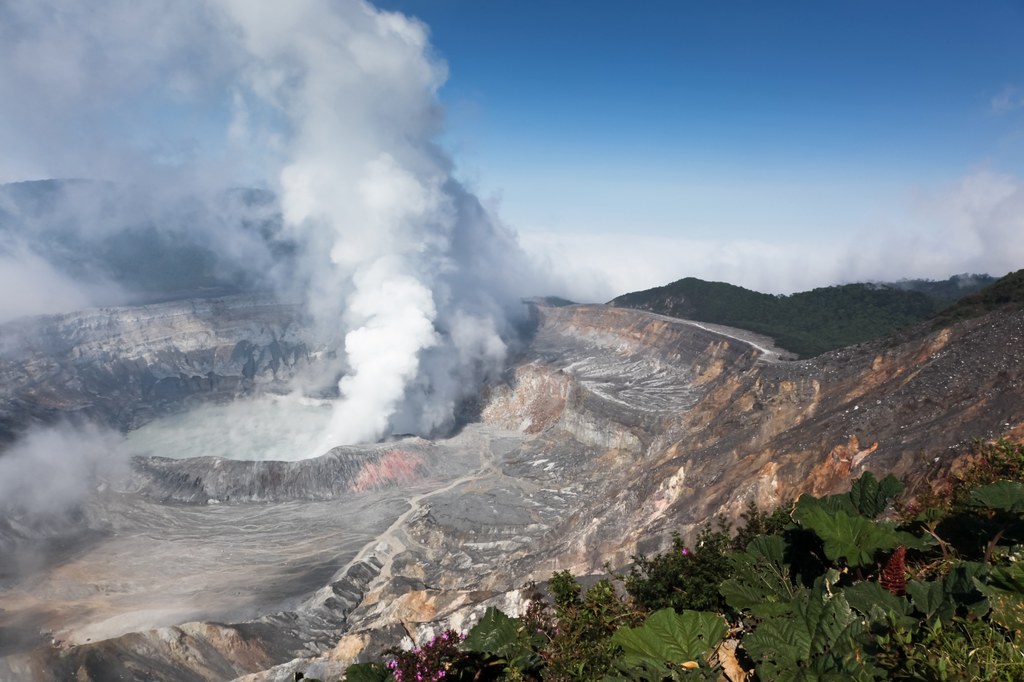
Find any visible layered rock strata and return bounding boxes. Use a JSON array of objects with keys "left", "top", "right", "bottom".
[{"left": 0, "top": 295, "right": 315, "bottom": 442}]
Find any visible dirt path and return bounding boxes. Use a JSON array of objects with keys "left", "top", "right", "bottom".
[
  {"left": 330, "top": 424, "right": 516, "bottom": 587},
  {"left": 642, "top": 310, "right": 793, "bottom": 362}
]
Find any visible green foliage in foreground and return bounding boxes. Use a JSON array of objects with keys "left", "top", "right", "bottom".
[
  {"left": 325, "top": 440, "right": 1024, "bottom": 681},
  {"left": 609, "top": 609, "right": 725, "bottom": 681}
]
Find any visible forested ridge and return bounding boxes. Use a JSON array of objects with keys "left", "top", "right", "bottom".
[{"left": 610, "top": 273, "right": 1001, "bottom": 358}]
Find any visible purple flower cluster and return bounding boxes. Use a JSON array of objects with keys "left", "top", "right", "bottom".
[{"left": 386, "top": 630, "right": 466, "bottom": 682}]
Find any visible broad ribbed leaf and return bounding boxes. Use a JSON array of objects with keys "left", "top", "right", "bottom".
[
  {"left": 842, "top": 581, "right": 916, "bottom": 630},
  {"left": 979, "top": 586, "right": 1024, "bottom": 637},
  {"left": 462, "top": 607, "right": 521, "bottom": 656},
  {"left": 944, "top": 561, "right": 990, "bottom": 617},
  {"left": 804, "top": 473, "right": 905, "bottom": 522},
  {"left": 744, "top": 591, "right": 870, "bottom": 680},
  {"left": 746, "top": 534, "right": 787, "bottom": 563},
  {"left": 906, "top": 579, "right": 953, "bottom": 623},
  {"left": 968, "top": 481, "right": 1024, "bottom": 514},
  {"left": 976, "top": 563, "right": 1024, "bottom": 636},
  {"left": 743, "top": 618, "right": 814, "bottom": 677},
  {"left": 983, "top": 561, "right": 1024, "bottom": 594},
  {"left": 842, "top": 581, "right": 911, "bottom": 618},
  {"left": 721, "top": 535, "right": 800, "bottom": 618},
  {"left": 720, "top": 579, "right": 801, "bottom": 619},
  {"left": 894, "top": 529, "right": 936, "bottom": 552},
  {"left": 798, "top": 492, "right": 855, "bottom": 517},
  {"left": 906, "top": 564, "right": 991, "bottom": 624},
  {"left": 611, "top": 608, "right": 726, "bottom": 668},
  {"left": 847, "top": 472, "right": 903, "bottom": 519},
  {"left": 794, "top": 504, "right": 899, "bottom": 567}
]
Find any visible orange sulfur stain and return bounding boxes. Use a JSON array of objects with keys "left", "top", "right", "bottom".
[{"left": 350, "top": 449, "right": 426, "bottom": 492}]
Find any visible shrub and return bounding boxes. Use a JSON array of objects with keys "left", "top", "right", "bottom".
[
  {"left": 731, "top": 499, "right": 791, "bottom": 551},
  {"left": 542, "top": 573, "right": 641, "bottom": 681},
  {"left": 625, "top": 527, "right": 733, "bottom": 614}
]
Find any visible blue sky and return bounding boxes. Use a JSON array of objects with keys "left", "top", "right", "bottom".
[{"left": 370, "top": 1, "right": 1024, "bottom": 295}]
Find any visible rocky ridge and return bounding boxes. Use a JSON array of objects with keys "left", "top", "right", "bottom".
[{"left": 0, "top": 295, "right": 317, "bottom": 442}]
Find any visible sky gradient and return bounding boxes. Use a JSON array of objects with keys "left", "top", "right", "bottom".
[{"left": 377, "top": 1, "right": 1024, "bottom": 297}]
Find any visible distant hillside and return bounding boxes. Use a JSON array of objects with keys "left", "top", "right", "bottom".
[
  {"left": 886, "top": 274, "right": 996, "bottom": 308},
  {"left": 932, "top": 269, "right": 1024, "bottom": 326},
  {"left": 609, "top": 274, "right": 995, "bottom": 358}
]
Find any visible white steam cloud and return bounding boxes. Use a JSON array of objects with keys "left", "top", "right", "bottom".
[
  {"left": 0, "top": 0, "right": 541, "bottom": 446},
  {"left": 0, "top": 246, "right": 119, "bottom": 321},
  {"left": 0, "top": 423, "right": 125, "bottom": 516}
]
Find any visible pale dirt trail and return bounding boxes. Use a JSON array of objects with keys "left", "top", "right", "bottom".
[
  {"left": 327, "top": 424, "right": 517, "bottom": 589},
  {"left": 642, "top": 310, "right": 792, "bottom": 362}
]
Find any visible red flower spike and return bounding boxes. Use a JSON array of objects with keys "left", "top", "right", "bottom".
[{"left": 880, "top": 545, "right": 907, "bottom": 596}]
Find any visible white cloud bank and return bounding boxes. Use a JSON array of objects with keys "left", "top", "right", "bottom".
[{"left": 522, "top": 169, "right": 1024, "bottom": 301}]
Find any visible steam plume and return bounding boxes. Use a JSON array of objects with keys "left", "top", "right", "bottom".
[{"left": 0, "top": 0, "right": 540, "bottom": 446}]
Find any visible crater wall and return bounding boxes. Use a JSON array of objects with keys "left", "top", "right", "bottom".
[{"left": 0, "top": 295, "right": 320, "bottom": 440}]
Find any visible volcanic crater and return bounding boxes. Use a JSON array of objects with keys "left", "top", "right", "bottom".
[{"left": 1, "top": 295, "right": 1023, "bottom": 681}]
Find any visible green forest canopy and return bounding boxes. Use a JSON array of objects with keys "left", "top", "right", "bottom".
[{"left": 610, "top": 273, "right": 1007, "bottom": 358}]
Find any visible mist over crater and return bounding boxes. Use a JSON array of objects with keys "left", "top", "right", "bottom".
[
  {"left": 119, "top": 396, "right": 335, "bottom": 462},
  {"left": 0, "top": 0, "right": 548, "bottom": 451}
]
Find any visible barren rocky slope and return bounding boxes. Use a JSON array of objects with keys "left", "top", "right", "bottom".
[{"left": 1, "top": 298, "right": 1023, "bottom": 680}]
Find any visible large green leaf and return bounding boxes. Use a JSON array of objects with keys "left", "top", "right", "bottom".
[
  {"left": 743, "top": 590, "right": 880, "bottom": 681},
  {"left": 847, "top": 472, "right": 904, "bottom": 519},
  {"left": 721, "top": 535, "right": 801, "bottom": 618},
  {"left": 842, "top": 581, "right": 917, "bottom": 632},
  {"left": 810, "top": 492, "right": 858, "bottom": 517},
  {"left": 462, "top": 607, "right": 521, "bottom": 656},
  {"left": 746, "top": 533, "right": 788, "bottom": 564},
  {"left": 906, "top": 579, "right": 954, "bottom": 623},
  {"left": 611, "top": 608, "right": 727, "bottom": 669},
  {"left": 342, "top": 662, "right": 391, "bottom": 682},
  {"left": 720, "top": 579, "right": 802, "bottom": 619},
  {"left": 805, "top": 472, "right": 905, "bottom": 521},
  {"left": 905, "top": 562, "right": 991, "bottom": 625},
  {"left": 976, "top": 563, "right": 1024, "bottom": 637},
  {"left": 461, "top": 606, "right": 541, "bottom": 674},
  {"left": 842, "top": 581, "right": 911, "bottom": 619},
  {"left": 793, "top": 503, "right": 900, "bottom": 567},
  {"left": 720, "top": 580, "right": 802, "bottom": 619},
  {"left": 982, "top": 561, "right": 1024, "bottom": 594},
  {"left": 969, "top": 481, "right": 1024, "bottom": 514},
  {"left": 893, "top": 529, "right": 937, "bottom": 552},
  {"left": 944, "top": 561, "right": 990, "bottom": 618}
]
